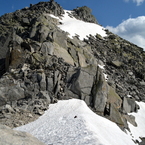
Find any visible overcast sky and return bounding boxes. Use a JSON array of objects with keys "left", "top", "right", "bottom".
[{"left": 0, "top": 0, "right": 144, "bottom": 49}]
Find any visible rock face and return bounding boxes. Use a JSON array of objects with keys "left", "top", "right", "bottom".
[
  {"left": 73, "top": 6, "right": 98, "bottom": 24},
  {"left": 0, "top": 124, "right": 45, "bottom": 145},
  {"left": 0, "top": 0, "right": 145, "bottom": 135}
]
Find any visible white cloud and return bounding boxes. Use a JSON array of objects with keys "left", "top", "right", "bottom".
[
  {"left": 124, "top": 0, "right": 145, "bottom": 6},
  {"left": 106, "top": 16, "right": 145, "bottom": 50},
  {"left": 133, "top": 0, "right": 145, "bottom": 5}
]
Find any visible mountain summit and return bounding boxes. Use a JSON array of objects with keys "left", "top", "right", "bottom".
[{"left": 0, "top": 0, "right": 145, "bottom": 145}]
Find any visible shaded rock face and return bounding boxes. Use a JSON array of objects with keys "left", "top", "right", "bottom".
[
  {"left": 91, "top": 66, "right": 108, "bottom": 113},
  {"left": 0, "top": 124, "right": 45, "bottom": 145},
  {"left": 0, "top": 0, "right": 144, "bottom": 132}
]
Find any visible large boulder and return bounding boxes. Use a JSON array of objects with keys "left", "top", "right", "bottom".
[
  {"left": 123, "top": 97, "right": 139, "bottom": 113},
  {"left": 40, "top": 42, "right": 54, "bottom": 55},
  {"left": 0, "top": 85, "right": 25, "bottom": 107},
  {"left": 66, "top": 65, "right": 97, "bottom": 105}
]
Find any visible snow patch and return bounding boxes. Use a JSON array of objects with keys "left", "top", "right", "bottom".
[
  {"left": 15, "top": 99, "right": 136, "bottom": 145},
  {"left": 50, "top": 10, "right": 107, "bottom": 40},
  {"left": 103, "top": 73, "right": 108, "bottom": 81},
  {"left": 49, "top": 14, "right": 59, "bottom": 19},
  {"left": 98, "top": 64, "right": 105, "bottom": 69},
  {"left": 127, "top": 94, "right": 132, "bottom": 98}
]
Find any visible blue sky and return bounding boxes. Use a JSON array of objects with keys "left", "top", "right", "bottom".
[
  {"left": 0, "top": 0, "right": 144, "bottom": 26},
  {"left": 0, "top": 0, "right": 145, "bottom": 49}
]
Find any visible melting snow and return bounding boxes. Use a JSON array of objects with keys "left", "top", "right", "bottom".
[
  {"left": 98, "top": 64, "right": 108, "bottom": 81},
  {"left": 50, "top": 10, "right": 107, "bottom": 40},
  {"left": 15, "top": 99, "right": 137, "bottom": 145},
  {"left": 98, "top": 64, "right": 105, "bottom": 70},
  {"left": 127, "top": 101, "right": 145, "bottom": 142}
]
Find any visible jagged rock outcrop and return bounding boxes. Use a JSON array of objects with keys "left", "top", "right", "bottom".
[
  {"left": 73, "top": 6, "right": 98, "bottom": 24},
  {"left": 0, "top": 0, "right": 144, "bottom": 134},
  {"left": 0, "top": 124, "right": 45, "bottom": 145}
]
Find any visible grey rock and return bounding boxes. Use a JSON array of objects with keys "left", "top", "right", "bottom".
[
  {"left": 40, "top": 72, "right": 46, "bottom": 91},
  {"left": 109, "top": 104, "right": 124, "bottom": 126},
  {"left": 52, "top": 30, "right": 67, "bottom": 48},
  {"left": 53, "top": 42, "right": 74, "bottom": 66},
  {"left": 140, "top": 81, "right": 145, "bottom": 86},
  {"left": 66, "top": 68, "right": 81, "bottom": 97},
  {"left": 30, "top": 42, "right": 41, "bottom": 52},
  {"left": 73, "top": 6, "right": 98, "bottom": 24},
  {"left": 39, "top": 91, "right": 51, "bottom": 105},
  {"left": 91, "top": 67, "right": 108, "bottom": 113},
  {"left": 30, "top": 25, "right": 37, "bottom": 38},
  {"left": 65, "top": 89, "right": 80, "bottom": 99},
  {"left": 41, "top": 42, "right": 54, "bottom": 55},
  {"left": 0, "top": 85, "right": 25, "bottom": 107},
  {"left": 111, "top": 60, "right": 122, "bottom": 68},
  {"left": 13, "top": 34, "right": 23, "bottom": 45},
  {"left": 123, "top": 97, "right": 138, "bottom": 113},
  {"left": 107, "top": 86, "right": 122, "bottom": 109},
  {"left": 5, "top": 104, "right": 15, "bottom": 113},
  {"left": 0, "top": 124, "right": 45, "bottom": 145},
  {"left": 67, "top": 46, "right": 78, "bottom": 66},
  {"left": 22, "top": 18, "right": 30, "bottom": 26},
  {"left": 47, "top": 77, "right": 54, "bottom": 92},
  {"left": 10, "top": 46, "right": 25, "bottom": 69},
  {"left": 78, "top": 52, "right": 88, "bottom": 67},
  {"left": 39, "top": 25, "right": 49, "bottom": 42},
  {"left": 124, "top": 114, "right": 137, "bottom": 127}
]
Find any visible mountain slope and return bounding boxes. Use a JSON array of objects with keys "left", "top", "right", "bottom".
[{"left": 0, "top": 0, "right": 145, "bottom": 145}]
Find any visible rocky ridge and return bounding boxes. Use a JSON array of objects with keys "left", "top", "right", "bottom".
[{"left": 0, "top": 0, "right": 145, "bottom": 144}]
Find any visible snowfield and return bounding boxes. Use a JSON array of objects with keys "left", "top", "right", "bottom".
[
  {"left": 50, "top": 10, "right": 107, "bottom": 40},
  {"left": 15, "top": 99, "right": 141, "bottom": 145}
]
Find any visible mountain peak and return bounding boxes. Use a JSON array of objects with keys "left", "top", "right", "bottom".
[
  {"left": 72, "top": 6, "right": 98, "bottom": 24},
  {"left": 27, "top": 0, "right": 64, "bottom": 16}
]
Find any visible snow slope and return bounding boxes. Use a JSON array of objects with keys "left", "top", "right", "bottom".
[
  {"left": 15, "top": 99, "right": 136, "bottom": 145},
  {"left": 50, "top": 10, "right": 107, "bottom": 40},
  {"left": 127, "top": 101, "right": 145, "bottom": 142}
]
